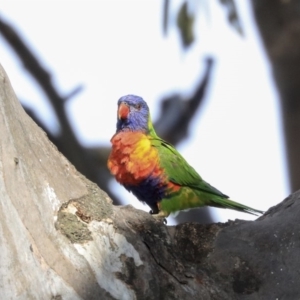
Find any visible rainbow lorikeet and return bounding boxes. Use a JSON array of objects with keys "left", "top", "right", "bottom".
[{"left": 107, "top": 95, "right": 263, "bottom": 219}]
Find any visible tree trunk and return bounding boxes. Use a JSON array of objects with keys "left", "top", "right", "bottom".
[
  {"left": 0, "top": 63, "right": 299, "bottom": 299},
  {"left": 250, "top": 0, "right": 300, "bottom": 192}
]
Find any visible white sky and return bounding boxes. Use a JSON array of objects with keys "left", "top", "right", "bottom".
[{"left": 0, "top": 0, "right": 289, "bottom": 224}]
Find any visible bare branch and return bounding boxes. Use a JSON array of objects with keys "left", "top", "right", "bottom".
[
  {"left": 155, "top": 57, "right": 214, "bottom": 145},
  {"left": 0, "top": 16, "right": 80, "bottom": 159}
]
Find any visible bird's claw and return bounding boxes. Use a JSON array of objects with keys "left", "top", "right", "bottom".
[{"left": 149, "top": 210, "right": 169, "bottom": 224}]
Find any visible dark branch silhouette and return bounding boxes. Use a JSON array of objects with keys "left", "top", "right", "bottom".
[{"left": 155, "top": 58, "right": 213, "bottom": 145}]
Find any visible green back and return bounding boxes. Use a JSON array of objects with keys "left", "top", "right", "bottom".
[
  {"left": 149, "top": 136, "right": 228, "bottom": 199},
  {"left": 146, "top": 118, "right": 263, "bottom": 216}
]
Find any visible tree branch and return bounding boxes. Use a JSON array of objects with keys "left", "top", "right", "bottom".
[
  {"left": 250, "top": 0, "right": 300, "bottom": 192},
  {"left": 0, "top": 63, "right": 298, "bottom": 298}
]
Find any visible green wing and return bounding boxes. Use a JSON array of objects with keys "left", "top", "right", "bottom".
[
  {"left": 150, "top": 137, "right": 228, "bottom": 198},
  {"left": 149, "top": 135, "right": 263, "bottom": 216}
]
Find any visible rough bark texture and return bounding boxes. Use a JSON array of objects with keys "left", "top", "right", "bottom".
[
  {"left": 1, "top": 63, "right": 299, "bottom": 299},
  {"left": 250, "top": 0, "right": 300, "bottom": 192}
]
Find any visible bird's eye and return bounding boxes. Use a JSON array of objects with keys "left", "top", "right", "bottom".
[{"left": 135, "top": 104, "right": 141, "bottom": 110}]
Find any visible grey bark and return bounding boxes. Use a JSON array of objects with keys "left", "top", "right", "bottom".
[{"left": 0, "top": 63, "right": 299, "bottom": 299}]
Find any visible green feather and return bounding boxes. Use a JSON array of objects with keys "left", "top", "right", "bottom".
[{"left": 149, "top": 135, "right": 263, "bottom": 216}]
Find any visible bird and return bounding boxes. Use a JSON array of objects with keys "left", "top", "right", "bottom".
[{"left": 107, "top": 95, "right": 263, "bottom": 220}]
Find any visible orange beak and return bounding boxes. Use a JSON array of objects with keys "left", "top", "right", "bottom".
[{"left": 118, "top": 102, "right": 129, "bottom": 120}]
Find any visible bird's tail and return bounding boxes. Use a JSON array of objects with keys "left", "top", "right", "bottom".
[{"left": 210, "top": 197, "right": 264, "bottom": 216}]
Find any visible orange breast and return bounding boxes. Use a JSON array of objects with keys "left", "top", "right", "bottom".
[{"left": 108, "top": 131, "right": 163, "bottom": 185}]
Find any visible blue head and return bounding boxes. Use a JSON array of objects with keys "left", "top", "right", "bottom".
[{"left": 116, "top": 95, "right": 151, "bottom": 133}]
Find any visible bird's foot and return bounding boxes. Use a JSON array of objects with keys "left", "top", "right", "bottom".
[{"left": 149, "top": 210, "right": 169, "bottom": 224}]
